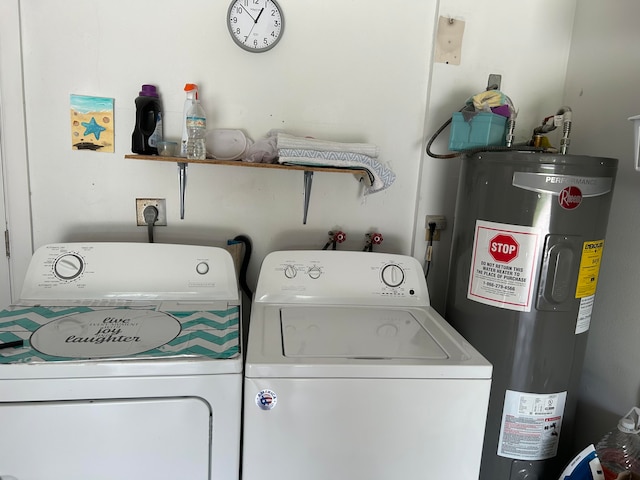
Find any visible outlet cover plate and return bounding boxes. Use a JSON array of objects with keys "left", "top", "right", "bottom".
[{"left": 136, "top": 198, "right": 167, "bottom": 226}]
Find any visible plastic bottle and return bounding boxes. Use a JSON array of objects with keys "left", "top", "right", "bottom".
[
  {"left": 180, "top": 83, "right": 196, "bottom": 157},
  {"left": 132, "top": 84, "right": 163, "bottom": 155},
  {"left": 183, "top": 83, "right": 207, "bottom": 160},
  {"left": 595, "top": 407, "right": 640, "bottom": 480}
]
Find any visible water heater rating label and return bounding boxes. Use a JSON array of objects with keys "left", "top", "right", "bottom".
[
  {"left": 498, "top": 390, "right": 567, "bottom": 461},
  {"left": 468, "top": 220, "right": 541, "bottom": 312},
  {"left": 575, "top": 240, "right": 604, "bottom": 299}
]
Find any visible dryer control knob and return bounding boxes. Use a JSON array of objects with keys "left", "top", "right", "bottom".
[
  {"left": 307, "top": 266, "right": 322, "bottom": 279},
  {"left": 196, "top": 261, "right": 210, "bottom": 275},
  {"left": 381, "top": 264, "right": 405, "bottom": 288},
  {"left": 283, "top": 265, "right": 297, "bottom": 279},
  {"left": 54, "top": 253, "right": 84, "bottom": 280}
]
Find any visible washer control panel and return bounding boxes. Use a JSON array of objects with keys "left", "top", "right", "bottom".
[{"left": 256, "top": 250, "right": 430, "bottom": 306}]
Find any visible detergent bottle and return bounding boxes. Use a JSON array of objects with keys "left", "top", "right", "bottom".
[{"left": 132, "top": 84, "right": 163, "bottom": 155}]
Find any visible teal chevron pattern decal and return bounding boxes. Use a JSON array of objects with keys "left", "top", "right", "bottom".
[{"left": 0, "top": 305, "right": 239, "bottom": 364}]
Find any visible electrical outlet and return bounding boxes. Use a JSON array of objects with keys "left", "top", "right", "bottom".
[
  {"left": 425, "top": 215, "right": 447, "bottom": 230},
  {"left": 425, "top": 215, "right": 447, "bottom": 241},
  {"left": 136, "top": 198, "right": 167, "bottom": 226}
]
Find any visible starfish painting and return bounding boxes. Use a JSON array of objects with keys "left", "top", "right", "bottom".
[
  {"left": 70, "top": 95, "right": 114, "bottom": 152},
  {"left": 81, "top": 117, "right": 106, "bottom": 140}
]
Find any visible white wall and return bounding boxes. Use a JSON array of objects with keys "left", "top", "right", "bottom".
[
  {"left": 564, "top": 1, "right": 640, "bottom": 448},
  {"left": 19, "top": 0, "right": 438, "bottom": 294}
]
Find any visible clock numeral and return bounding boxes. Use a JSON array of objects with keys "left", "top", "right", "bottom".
[
  {"left": 236, "top": 6, "right": 243, "bottom": 14},
  {"left": 231, "top": 16, "right": 238, "bottom": 24}
]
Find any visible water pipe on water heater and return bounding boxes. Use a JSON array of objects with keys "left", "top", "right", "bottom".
[
  {"left": 532, "top": 106, "right": 572, "bottom": 154},
  {"left": 628, "top": 115, "right": 640, "bottom": 171},
  {"left": 558, "top": 106, "right": 572, "bottom": 154}
]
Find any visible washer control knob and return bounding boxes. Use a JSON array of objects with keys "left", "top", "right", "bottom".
[
  {"left": 196, "top": 261, "right": 210, "bottom": 275},
  {"left": 54, "top": 253, "right": 84, "bottom": 280},
  {"left": 307, "top": 266, "right": 322, "bottom": 279},
  {"left": 283, "top": 265, "right": 297, "bottom": 279},
  {"left": 381, "top": 264, "right": 405, "bottom": 288}
]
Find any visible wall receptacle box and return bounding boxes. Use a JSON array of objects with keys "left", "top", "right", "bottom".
[{"left": 449, "top": 112, "right": 507, "bottom": 151}]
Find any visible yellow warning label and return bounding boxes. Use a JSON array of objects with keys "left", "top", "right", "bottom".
[{"left": 575, "top": 240, "right": 604, "bottom": 298}]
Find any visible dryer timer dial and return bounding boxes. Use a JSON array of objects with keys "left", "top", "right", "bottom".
[{"left": 53, "top": 253, "right": 85, "bottom": 280}]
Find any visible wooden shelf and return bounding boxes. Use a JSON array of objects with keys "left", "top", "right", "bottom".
[
  {"left": 125, "top": 154, "right": 368, "bottom": 224},
  {"left": 125, "top": 154, "right": 368, "bottom": 176}
]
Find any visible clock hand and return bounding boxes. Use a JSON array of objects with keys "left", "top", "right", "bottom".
[
  {"left": 242, "top": 7, "right": 256, "bottom": 22},
  {"left": 254, "top": 7, "right": 264, "bottom": 23},
  {"left": 244, "top": 22, "right": 258, "bottom": 44}
]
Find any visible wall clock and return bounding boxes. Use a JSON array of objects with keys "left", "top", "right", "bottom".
[{"left": 227, "top": 0, "right": 284, "bottom": 53}]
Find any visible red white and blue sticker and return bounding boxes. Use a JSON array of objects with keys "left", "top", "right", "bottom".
[{"left": 256, "top": 389, "right": 277, "bottom": 410}]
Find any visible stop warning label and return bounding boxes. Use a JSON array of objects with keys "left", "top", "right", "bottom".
[
  {"left": 490, "top": 234, "right": 519, "bottom": 263},
  {"left": 468, "top": 220, "right": 541, "bottom": 312}
]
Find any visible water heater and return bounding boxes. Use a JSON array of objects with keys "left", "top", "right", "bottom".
[{"left": 445, "top": 151, "right": 618, "bottom": 480}]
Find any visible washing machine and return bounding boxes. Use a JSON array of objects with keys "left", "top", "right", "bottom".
[
  {"left": 0, "top": 242, "right": 242, "bottom": 480},
  {"left": 242, "top": 250, "right": 493, "bottom": 480}
]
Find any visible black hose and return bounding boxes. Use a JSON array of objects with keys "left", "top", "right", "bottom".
[
  {"left": 425, "top": 113, "right": 461, "bottom": 159},
  {"left": 232, "top": 234, "right": 253, "bottom": 300}
]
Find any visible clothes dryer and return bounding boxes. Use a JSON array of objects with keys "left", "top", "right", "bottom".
[
  {"left": 0, "top": 243, "right": 242, "bottom": 480},
  {"left": 242, "top": 250, "right": 492, "bottom": 480}
]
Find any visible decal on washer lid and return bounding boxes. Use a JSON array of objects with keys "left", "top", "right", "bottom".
[{"left": 256, "top": 389, "right": 277, "bottom": 410}]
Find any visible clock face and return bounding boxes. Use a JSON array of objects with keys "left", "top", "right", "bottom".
[{"left": 227, "top": 0, "right": 284, "bottom": 53}]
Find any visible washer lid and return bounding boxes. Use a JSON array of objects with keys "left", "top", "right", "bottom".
[
  {"left": 246, "top": 305, "right": 492, "bottom": 379},
  {"left": 281, "top": 307, "right": 447, "bottom": 359}
]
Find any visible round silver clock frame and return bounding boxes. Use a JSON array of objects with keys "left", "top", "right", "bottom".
[{"left": 227, "top": 0, "right": 285, "bottom": 53}]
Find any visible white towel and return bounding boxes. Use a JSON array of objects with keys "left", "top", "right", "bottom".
[
  {"left": 278, "top": 149, "right": 395, "bottom": 195},
  {"left": 277, "top": 133, "right": 380, "bottom": 158}
]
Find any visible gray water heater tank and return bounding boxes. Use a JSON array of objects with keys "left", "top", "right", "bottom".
[{"left": 445, "top": 151, "right": 618, "bottom": 480}]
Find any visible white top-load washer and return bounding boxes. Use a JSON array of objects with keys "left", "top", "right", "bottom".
[
  {"left": 0, "top": 243, "right": 242, "bottom": 480},
  {"left": 242, "top": 250, "right": 493, "bottom": 480}
]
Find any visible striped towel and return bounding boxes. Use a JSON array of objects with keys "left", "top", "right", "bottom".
[
  {"left": 278, "top": 148, "right": 395, "bottom": 194},
  {"left": 276, "top": 133, "right": 380, "bottom": 158}
]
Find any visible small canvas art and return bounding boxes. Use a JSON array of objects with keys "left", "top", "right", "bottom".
[{"left": 70, "top": 94, "right": 114, "bottom": 152}]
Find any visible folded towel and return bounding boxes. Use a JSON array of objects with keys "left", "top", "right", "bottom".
[
  {"left": 278, "top": 149, "right": 395, "bottom": 194},
  {"left": 277, "top": 133, "right": 380, "bottom": 158}
]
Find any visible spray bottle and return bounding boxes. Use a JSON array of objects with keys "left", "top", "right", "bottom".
[{"left": 181, "top": 83, "right": 198, "bottom": 157}]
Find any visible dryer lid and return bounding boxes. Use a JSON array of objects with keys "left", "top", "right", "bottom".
[{"left": 281, "top": 307, "right": 447, "bottom": 359}]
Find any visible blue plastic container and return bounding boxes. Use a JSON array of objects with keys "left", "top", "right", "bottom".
[{"left": 449, "top": 112, "right": 507, "bottom": 151}]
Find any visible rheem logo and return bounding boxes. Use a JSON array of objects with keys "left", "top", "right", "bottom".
[
  {"left": 559, "top": 186, "right": 582, "bottom": 210},
  {"left": 489, "top": 234, "right": 519, "bottom": 263}
]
